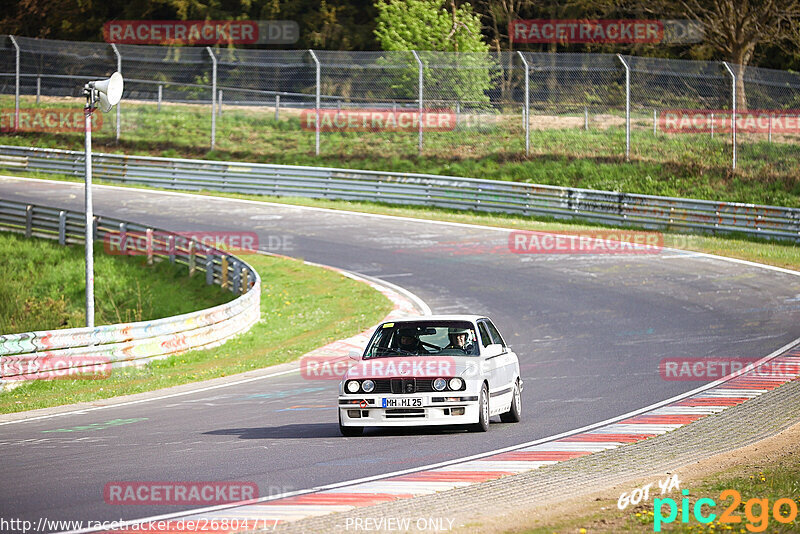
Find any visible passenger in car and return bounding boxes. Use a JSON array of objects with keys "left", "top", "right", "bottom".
[{"left": 446, "top": 327, "right": 474, "bottom": 353}]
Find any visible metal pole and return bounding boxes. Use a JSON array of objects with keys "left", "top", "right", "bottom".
[
  {"left": 84, "top": 95, "right": 95, "bottom": 328},
  {"left": 36, "top": 77, "right": 40, "bottom": 104},
  {"left": 10, "top": 36, "right": 20, "bottom": 131},
  {"left": 111, "top": 43, "right": 121, "bottom": 143},
  {"left": 768, "top": 114, "right": 772, "bottom": 143},
  {"left": 722, "top": 61, "right": 737, "bottom": 170},
  {"left": 207, "top": 46, "right": 217, "bottom": 149},
  {"left": 309, "top": 49, "right": 321, "bottom": 155},
  {"left": 157, "top": 85, "right": 162, "bottom": 111},
  {"left": 617, "top": 54, "right": 630, "bottom": 162},
  {"left": 218, "top": 90, "right": 223, "bottom": 116},
  {"left": 711, "top": 111, "right": 714, "bottom": 138},
  {"left": 412, "top": 50, "right": 423, "bottom": 155},
  {"left": 517, "top": 51, "right": 530, "bottom": 156},
  {"left": 275, "top": 94, "right": 280, "bottom": 121}
]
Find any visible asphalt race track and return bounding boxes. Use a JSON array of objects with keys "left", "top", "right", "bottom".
[{"left": 2, "top": 176, "right": 800, "bottom": 529}]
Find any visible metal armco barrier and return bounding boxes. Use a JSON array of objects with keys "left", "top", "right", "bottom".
[
  {"left": 1, "top": 145, "right": 799, "bottom": 242},
  {"left": 0, "top": 197, "right": 261, "bottom": 389}
]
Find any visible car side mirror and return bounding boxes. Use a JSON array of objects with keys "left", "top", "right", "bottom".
[{"left": 348, "top": 349, "right": 362, "bottom": 361}]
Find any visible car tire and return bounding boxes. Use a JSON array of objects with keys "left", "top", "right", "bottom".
[
  {"left": 339, "top": 411, "right": 364, "bottom": 437},
  {"left": 470, "top": 383, "right": 490, "bottom": 432},
  {"left": 500, "top": 379, "right": 522, "bottom": 423}
]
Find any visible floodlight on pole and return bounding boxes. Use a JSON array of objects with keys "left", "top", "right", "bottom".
[{"left": 83, "top": 71, "right": 123, "bottom": 328}]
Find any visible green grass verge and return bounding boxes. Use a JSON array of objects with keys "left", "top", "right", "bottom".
[
  {"left": 0, "top": 231, "right": 234, "bottom": 334},
  {"left": 515, "top": 448, "right": 800, "bottom": 533},
  {"left": 0, "top": 252, "right": 393, "bottom": 414},
  {"left": 2, "top": 95, "right": 800, "bottom": 207}
]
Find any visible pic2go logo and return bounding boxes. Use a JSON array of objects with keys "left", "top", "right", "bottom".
[{"left": 654, "top": 489, "right": 799, "bottom": 532}]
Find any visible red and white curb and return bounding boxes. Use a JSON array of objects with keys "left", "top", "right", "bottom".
[{"left": 84, "top": 341, "right": 800, "bottom": 533}]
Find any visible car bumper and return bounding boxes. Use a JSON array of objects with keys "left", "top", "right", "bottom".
[{"left": 338, "top": 395, "right": 480, "bottom": 427}]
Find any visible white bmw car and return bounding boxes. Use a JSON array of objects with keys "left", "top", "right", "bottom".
[{"left": 338, "top": 315, "right": 522, "bottom": 436}]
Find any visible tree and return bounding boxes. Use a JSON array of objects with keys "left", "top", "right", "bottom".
[
  {"left": 374, "top": 0, "right": 494, "bottom": 104},
  {"left": 679, "top": 0, "right": 800, "bottom": 109}
]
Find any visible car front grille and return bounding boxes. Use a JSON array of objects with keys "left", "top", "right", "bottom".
[{"left": 370, "top": 378, "right": 436, "bottom": 394}]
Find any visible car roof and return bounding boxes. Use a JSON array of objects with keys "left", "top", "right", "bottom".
[{"left": 383, "top": 315, "right": 487, "bottom": 323}]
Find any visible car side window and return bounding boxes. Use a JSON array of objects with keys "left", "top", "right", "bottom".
[
  {"left": 477, "top": 322, "right": 492, "bottom": 348},
  {"left": 485, "top": 320, "right": 506, "bottom": 347}
]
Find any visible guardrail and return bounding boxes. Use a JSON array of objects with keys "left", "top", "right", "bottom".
[
  {"left": 0, "top": 197, "right": 261, "bottom": 389},
  {"left": 1, "top": 144, "right": 799, "bottom": 242}
]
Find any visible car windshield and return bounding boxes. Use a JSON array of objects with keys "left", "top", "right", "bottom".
[{"left": 364, "top": 321, "right": 479, "bottom": 358}]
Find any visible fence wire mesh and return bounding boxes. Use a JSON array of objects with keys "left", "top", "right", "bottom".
[{"left": 2, "top": 35, "right": 800, "bottom": 177}]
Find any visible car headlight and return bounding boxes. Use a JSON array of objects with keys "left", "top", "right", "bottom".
[
  {"left": 362, "top": 379, "right": 375, "bottom": 393},
  {"left": 449, "top": 377, "right": 463, "bottom": 390},
  {"left": 346, "top": 380, "right": 360, "bottom": 393},
  {"left": 433, "top": 377, "right": 447, "bottom": 391}
]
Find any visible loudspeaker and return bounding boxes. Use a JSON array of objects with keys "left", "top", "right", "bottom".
[{"left": 90, "top": 72, "right": 123, "bottom": 112}]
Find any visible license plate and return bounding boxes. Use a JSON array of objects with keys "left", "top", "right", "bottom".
[{"left": 382, "top": 397, "right": 422, "bottom": 408}]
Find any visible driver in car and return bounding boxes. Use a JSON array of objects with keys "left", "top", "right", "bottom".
[
  {"left": 397, "top": 327, "right": 428, "bottom": 354},
  {"left": 446, "top": 327, "right": 474, "bottom": 352}
]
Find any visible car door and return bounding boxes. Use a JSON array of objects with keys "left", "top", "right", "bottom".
[
  {"left": 482, "top": 319, "right": 517, "bottom": 406},
  {"left": 477, "top": 320, "right": 505, "bottom": 399}
]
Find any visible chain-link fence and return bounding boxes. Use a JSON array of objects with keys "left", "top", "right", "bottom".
[{"left": 2, "top": 35, "right": 800, "bottom": 173}]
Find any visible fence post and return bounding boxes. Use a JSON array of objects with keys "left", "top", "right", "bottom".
[
  {"left": 207, "top": 46, "right": 217, "bottom": 149},
  {"left": 309, "top": 49, "right": 321, "bottom": 156},
  {"left": 275, "top": 94, "right": 280, "bottom": 121},
  {"left": 157, "top": 84, "right": 162, "bottom": 112},
  {"left": 206, "top": 253, "right": 215, "bottom": 285},
  {"left": 10, "top": 36, "right": 20, "bottom": 131},
  {"left": 517, "top": 51, "right": 530, "bottom": 156},
  {"left": 25, "top": 205, "right": 32, "bottom": 237},
  {"left": 617, "top": 54, "right": 631, "bottom": 162},
  {"left": 110, "top": 43, "right": 121, "bottom": 143},
  {"left": 411, "top": 50, "right": 423, "bottom": 155},
  {"left": 58, "top": 211, "right": 66, "bottom": 245},
  {"left": 218, "top": 90, "right": 223, "bottom": 116},
  {"left": 768, "top": 113, "right": 772, "bottom": 143},
  {"left": 722, "top": 62, "right": 737, "bottom": 170},
  {"left": 36, "top": 77, "right": 40, "bottom": 104},
  {"left": 145, "top": 228, "right": 153, "bottom": 265}
]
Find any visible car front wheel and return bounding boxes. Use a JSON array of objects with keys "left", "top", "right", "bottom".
[{"left": 470, "top": 383, "right": 490, "bottom": 432}]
